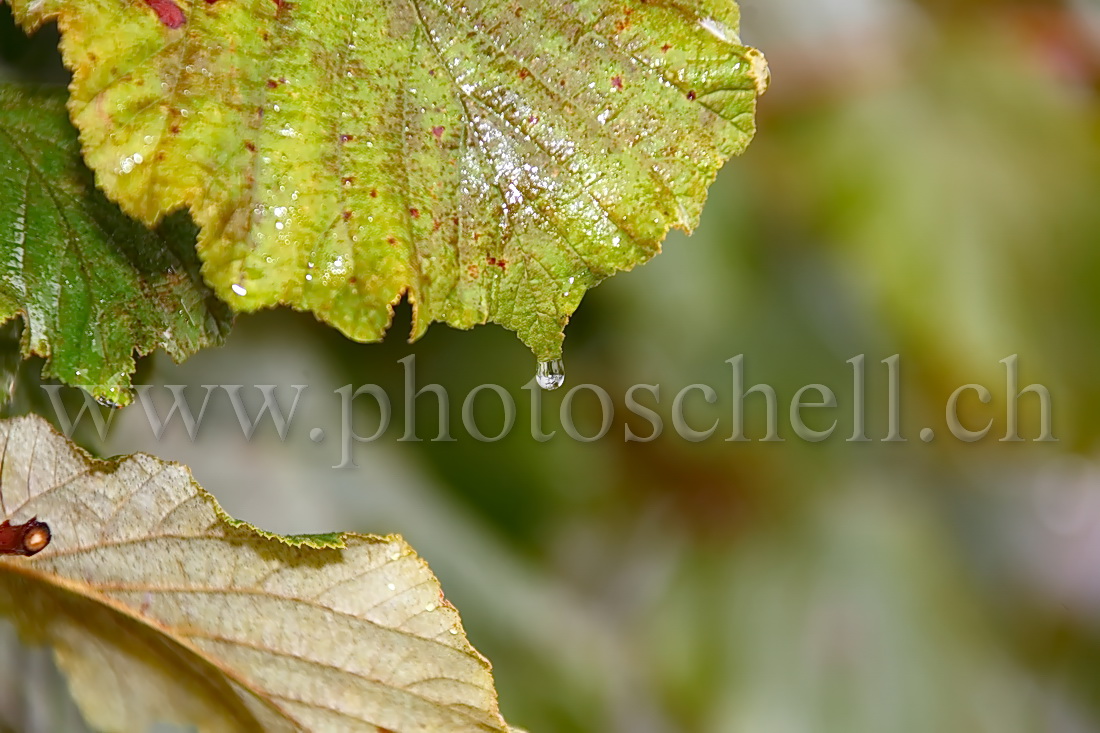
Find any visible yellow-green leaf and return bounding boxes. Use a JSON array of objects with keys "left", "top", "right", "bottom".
[
  {"left": 8, "top": 0, "right": 767, "bottom": 359},
  {"left": 0, "top": 414, "right": 512, "bottom": 732}
]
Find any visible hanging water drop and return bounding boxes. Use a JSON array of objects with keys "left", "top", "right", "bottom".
[{"left": 535, "top": 359, "right": 565, "bottom": 391}]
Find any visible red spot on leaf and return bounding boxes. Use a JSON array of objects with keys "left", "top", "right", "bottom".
[
  {"left": 431, "top": 126, "right": 445, "bottom": 139},
  {"left": 661, "top": 43, "right": 672, "bottom": 52},
  {"left": 340, "top": 134, "right": 354, "bottom": 143},
  {"left": 387, "top": 236, "right": 397, "bottom": 245},
  {"left": 245, "top": 141, "right": 256, "bottom": 151},
  {"left": 687, "top": 90, "right": 697, "bottom": 101},
  {"left": 144, "top": 0, "right": 185, "bottom": 28},
  {"left": 370, "top": 189, "right": 378, "bottom": 198},
  {"left": 409, "top": 208, "right": 420, "bottom": 218},
  {"left": 611, "top": 76, "right": 623, "bottom": 89},
  {"left": 266, "top": 79, "right": 279, "bottom": 89},
  {"left": 343, "top": 210, "right": 352, "bottom": 221}
]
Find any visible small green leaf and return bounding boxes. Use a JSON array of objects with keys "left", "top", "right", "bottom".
[
  {"left": 0, "top": 84, "right": 232, "bottom": 406},
  {"left": 9, "top": 0, "right": 767, "bottom": 359},
  {"left": 0, "top": 414, "right": 514, "bottom": 732}
]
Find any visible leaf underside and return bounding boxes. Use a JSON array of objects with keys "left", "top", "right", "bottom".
[
  {"left": 8, "top": 0, "right": 767, "bottom": 359},
  {"left": 0, "top": 414, "right": 512, "bottom": 732},
  {"left": 0, "top": 84, "right": 231, "bottom": 406}
]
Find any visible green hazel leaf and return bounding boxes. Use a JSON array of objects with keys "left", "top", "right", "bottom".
[
  {"left": 0, "top": 414, "right": 517, "bottom": 732},
  {"left": 7, "top": 0, "right": 768, "bottom": 360},
  {"left": 0, "top": 84, "right": 232, "bottom": 407}
]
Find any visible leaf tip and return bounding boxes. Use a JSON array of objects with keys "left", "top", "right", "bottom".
[{"left": 745, "top": 47, "right": 771, "bottom": 98}]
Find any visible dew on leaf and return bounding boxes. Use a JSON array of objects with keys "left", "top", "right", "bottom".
[
  {"left": 535, "top": 358, "right": 565, "bottom": 391},
  {"left": 7, "top": 0, "right": 768, "bottom": 379}
]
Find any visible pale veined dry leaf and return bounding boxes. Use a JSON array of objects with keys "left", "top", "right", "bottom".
[{"left": 0, "top": 414, "right": 513, "bottom": 732}]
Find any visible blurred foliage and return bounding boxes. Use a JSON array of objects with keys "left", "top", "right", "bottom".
[{"left": 3, "top": 1, "right": 1100, "bottom": 732}]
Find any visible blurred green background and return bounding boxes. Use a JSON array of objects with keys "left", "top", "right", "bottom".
[{"left": 4, "top": 0, "right": 1100, "bottom": 731}]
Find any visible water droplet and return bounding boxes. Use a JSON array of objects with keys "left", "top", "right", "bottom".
[
  {"left": 535, "top": 359, "right": 565, "bottom": 390},
  {"left": 699, "top": 16, "right": 734, "bottom": 43}
]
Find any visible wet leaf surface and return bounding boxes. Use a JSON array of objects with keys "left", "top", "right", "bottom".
[{"left": 8, "top": 0, "right": 766, "bottom": 359}]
